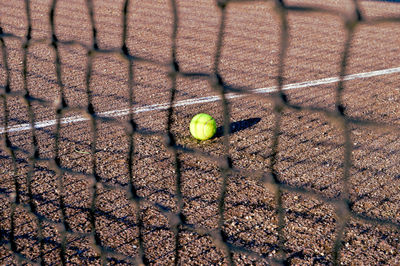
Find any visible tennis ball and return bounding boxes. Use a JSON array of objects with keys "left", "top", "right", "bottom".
[{"left": 190, "top": 113, "right": 216, "bottom": 140}]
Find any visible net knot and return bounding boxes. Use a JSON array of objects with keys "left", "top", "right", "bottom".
[
  {"left": 165, "top": 132, "right": 176, "bottom": 148},
  {"left": 122, "top": 44, "right": 129, "bottom": 56},
  {"left": 280, "top": 92, "right": 288, "bottom": 103},
  {"left": 5, "top": 84, "right": 11, "bottom": 94},
  {"left": 169, "top": 60, "right": 180, "bottom": 76},
  {"left": 87, "top": 103, "right": 96, "bottom": 115},
  {"left": 210, "top": 73, "right": 225, "bottom": 93},
  {"left": 217, "top": 0, "right": 228, "bottom": 9},
  {"left": 52, "top": 34, "right": 58, "bottom": 44},
  {"left": 337, "top": 104, "right": 346, "bottom": 116}
]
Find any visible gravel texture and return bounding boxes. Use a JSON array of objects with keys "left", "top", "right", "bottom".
[{"left": 0, "top": 0, "right": 399, "bottom": 265}]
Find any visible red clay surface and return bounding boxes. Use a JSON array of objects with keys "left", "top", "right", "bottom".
[{"left": 0, "top": 0, "right": 399, "bottom": 265}]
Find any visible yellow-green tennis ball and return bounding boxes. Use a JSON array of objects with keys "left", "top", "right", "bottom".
[{"left": 190, "top": 113, "right": 216, "bottom": 140}]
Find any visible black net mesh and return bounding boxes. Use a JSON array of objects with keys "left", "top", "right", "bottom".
[{"left": 0, "top": 0, "right": 400, "bottom": 265}]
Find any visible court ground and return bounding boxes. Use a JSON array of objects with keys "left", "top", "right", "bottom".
[{"left": 0, "top": 0, "right": 399, "bottom": 265}]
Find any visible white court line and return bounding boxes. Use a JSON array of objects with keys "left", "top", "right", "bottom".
[{"left": 1, "top": 66, "right": 400, "bottom": 134}]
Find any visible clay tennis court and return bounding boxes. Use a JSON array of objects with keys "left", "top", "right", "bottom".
[{"left": 0, "top": 0, "right": 399, "bottom": 265}]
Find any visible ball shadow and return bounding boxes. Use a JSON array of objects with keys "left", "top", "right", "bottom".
[{"left": 214, "top": 117, "right": 261, "bottom": 138}]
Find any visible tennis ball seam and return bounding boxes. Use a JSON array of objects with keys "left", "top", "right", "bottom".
[{"left": 203, "top": 119, "right": 211, "bottom": 140}]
